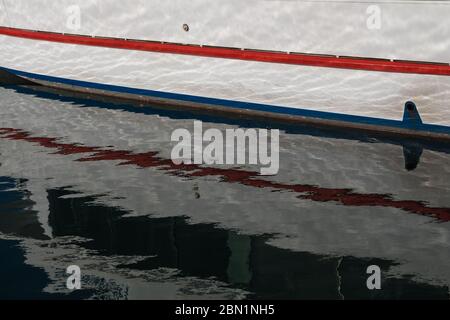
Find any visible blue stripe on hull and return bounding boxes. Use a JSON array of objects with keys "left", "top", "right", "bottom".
[{"left": 2, "top": 66, "right": 450, "bottom": 137}]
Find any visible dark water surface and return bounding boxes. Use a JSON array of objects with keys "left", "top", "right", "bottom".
[{"left": 0, "top": 85, "right": 449, "bottom": 300}]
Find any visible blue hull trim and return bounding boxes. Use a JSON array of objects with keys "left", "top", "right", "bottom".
[{"left": 2, "top": 66, "right": 450, "bottom": 137}]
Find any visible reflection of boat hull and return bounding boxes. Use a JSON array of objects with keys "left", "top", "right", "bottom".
[
  {"left": 1, "top": 1, "right": 450, "bottom": 137},
  {"left": 0, "top": 85, "right": 450, "bottom": 291}
]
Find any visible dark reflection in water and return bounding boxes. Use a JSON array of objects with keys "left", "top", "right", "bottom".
[
  {"left": 1, "top": 180, "right": 447, "bottom": 299},
  {"left": 0, "top": 239, "right": 95, "bottom": 300},
  {"left": 0, "top": 177, "right": 47, "bottom": 241},
  {"left": 1, "top": 84, "right": 450, "bottom": 300}
]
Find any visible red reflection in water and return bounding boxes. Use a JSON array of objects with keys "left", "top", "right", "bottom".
[{"left": 1, "top": 127, "right": 449, "bottom": 222}]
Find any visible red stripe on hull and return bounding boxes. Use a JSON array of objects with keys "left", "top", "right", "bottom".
[{"left": 1, "top": 27, "right": 450, "bottom": 76}]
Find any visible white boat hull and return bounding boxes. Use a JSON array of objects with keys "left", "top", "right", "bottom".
[{"left": 1, "top": 0, "right": 450, "bottom": 129}]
